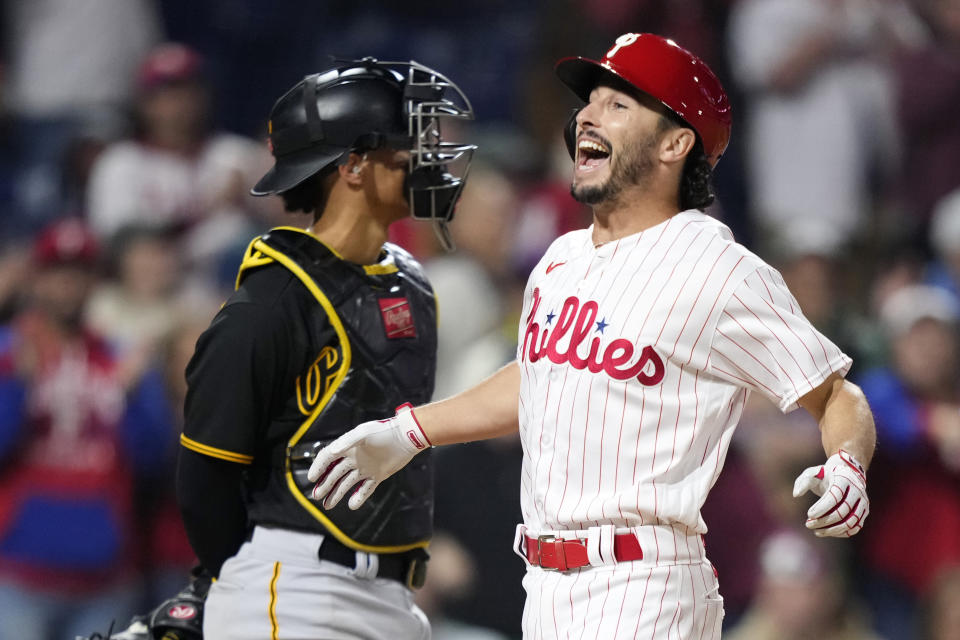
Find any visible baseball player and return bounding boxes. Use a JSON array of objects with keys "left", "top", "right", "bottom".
[
  {"left": 174, "top": 58, "right": 474, "bottom": 639},
  {"left": 309, "top": 34, "right": 876, "bottom": 639}
]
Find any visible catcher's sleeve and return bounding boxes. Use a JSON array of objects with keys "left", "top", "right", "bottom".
[{"left": 177, "top": 448, "right": 248, "bottom": 577}]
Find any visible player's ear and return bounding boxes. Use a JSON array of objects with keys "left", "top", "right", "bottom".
[
  {"left": 339, "top": 153, "right": 366, "bottom": 186},
  {"left": 659, "top": 128, "right": 696, "bottom": 166}
]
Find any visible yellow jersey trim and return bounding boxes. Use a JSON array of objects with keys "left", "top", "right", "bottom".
[
  {"left": 266, "top": 226, "right": 399, "bottom": 275},
  {"left": 179, "top": 434, "right": 254, "bottom": 465},
  {"left": 250, "top": 239, "right": 429, "bottom": 554},
  {"left": 236, "top": 236, "right": 276, "bottom": 290},
  {"left": 269, "top": 561, "right": 281, "bottom": 640},
  {"left": 362, "top": 262, "right": 399, "bottom": 275}
]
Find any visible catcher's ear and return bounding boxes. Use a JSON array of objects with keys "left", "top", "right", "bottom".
[{"left": 563, "top": 108, "right": 580, "bottom": 160}]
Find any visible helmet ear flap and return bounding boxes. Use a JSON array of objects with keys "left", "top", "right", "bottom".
[{"left": 563, "top": 108, "right": 579, "bottom": 160}]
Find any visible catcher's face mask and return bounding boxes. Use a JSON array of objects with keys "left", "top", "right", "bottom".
[
  {"left": 397, "top": 61, "right": 476, "bottom": 251},
  {"left": 254, "top": 58, "right": 475, "bottom": 251}
]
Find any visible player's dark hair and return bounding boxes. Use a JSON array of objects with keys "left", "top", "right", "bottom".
[
  {"left": 679, "top": 140, "right": 715, "bottom": 211},
  {"left": 279, "top": 166, "right": 336, "bottom": 221},
  {"left": 658, "top": 110, "right": 715, "bottom": 211}
]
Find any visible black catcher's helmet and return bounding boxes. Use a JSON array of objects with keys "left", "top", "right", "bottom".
[{"left": 252, "top": 58, "right": 475, "bottom": 251}]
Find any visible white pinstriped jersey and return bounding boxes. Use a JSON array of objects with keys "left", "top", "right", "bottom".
[{"left": 516, "top": 210, "right": 851, "bottom": 535}]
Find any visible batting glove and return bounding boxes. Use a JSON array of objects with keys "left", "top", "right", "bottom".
[
  {"left": 307, "top": 404, "right": 431, "bottom": 511},
  {"left": 792, "top": 449, "right": 869, "bottom": 538}
]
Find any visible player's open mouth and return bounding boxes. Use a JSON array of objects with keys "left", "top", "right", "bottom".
[{"left": 576, "top": 138, "right": 611, "bottom": 173}]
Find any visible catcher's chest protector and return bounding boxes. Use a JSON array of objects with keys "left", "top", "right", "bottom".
[{"left": 240, "top": 228, "right": 437, "bottom": 551}]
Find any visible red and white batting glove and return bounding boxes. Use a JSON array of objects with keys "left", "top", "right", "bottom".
[
  {"left": 792, "top": 449, "right": 869, "bottom": 538},
  {"left": 307, "top": 404, "right": 431, "bottom": 511}
]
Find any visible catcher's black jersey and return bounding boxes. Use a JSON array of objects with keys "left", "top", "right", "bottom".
[{"left": 182, "top": 227, "right": 437, "bottom": 552}]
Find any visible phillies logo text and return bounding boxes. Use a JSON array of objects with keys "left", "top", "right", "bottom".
[{"left": 522, "top": 288, "right": 665, "bottom": 385}]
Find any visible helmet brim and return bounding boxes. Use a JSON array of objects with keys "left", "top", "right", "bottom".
[
  {"left": 250, "top": 146, "right": 344, "bottom": 196},
  {"left": 555, "top": 57, "right": 610, "bottom": 103}
]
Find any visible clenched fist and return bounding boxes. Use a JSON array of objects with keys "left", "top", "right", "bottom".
[{"left": 792, "top": 449, "right": 869, "bottom": 538}]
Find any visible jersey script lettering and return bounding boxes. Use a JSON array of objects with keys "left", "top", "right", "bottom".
[{"left": 522, "top": 287, "right": 665, "bottom": 385}]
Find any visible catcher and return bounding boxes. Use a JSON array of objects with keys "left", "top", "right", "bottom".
[
  {"left": 176, "top": 57, "right": 472, "bottom": 640},
  {"left": 82, "top": 55, "right": 474, "bottom": 640}
]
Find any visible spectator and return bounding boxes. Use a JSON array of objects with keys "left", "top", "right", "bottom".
[
  {"left": 773, "top": 247, "right": 887, "bottom": 377},
  {"left": 726, "top": 529, "right": 881, "bottom": 640},
  {"left": 424, "top": 164, "right": 522, "bottom": 399},
  {"left": 85, "top": 225, "right": 184, "bottom": 388},
  {"left": 921, "top": 565, "right": 960, "bottom": 640},
  {"left": 856, "top": 284, "right": 960, "bottom": 638},
  {"left": 893, "top": 0, "right": 960, "bottom": 239},
  {"left": 925, "top": 188, "right": 960, "bottom": 302},
  {"left": 85, "top": 43, "right": 277, "bottom": 281},
  {"left": 700, "top": 446, "right": 777, "bottom": 627},
  {"left": 727, "top": 0, "right": 907, "bottom": 255},
  {"left": 138, "top": 314, "right": 218, "bottom": 605},
  {"left": 413, "top": 533, "right": 512, "bottom": 640},
  {"left": 2, "top": 0, "right": 161, "bottom": 235},
  {"left": 433, "top": 435, "right": 525, "bottom": 638},
  {"left": 0, "top": 219, "right": 173, "bottom": 640}
]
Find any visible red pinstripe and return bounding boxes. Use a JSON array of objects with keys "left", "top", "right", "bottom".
[
  {"left": 605, "top": 218, "right": 680, "bottom": 320},
  {"left": 551, "top": 573, "right": 561, "bottom": 640},
  {"left": 653, "top": 236, "right": 720, "bottom": 345},
  {"left": 701, "top": 389, "right": 742, "bottom": 466},
  {"left": 749, "top": 282, "right": 824, "bottom": 370},
  {"left": 614, "top": 220, "right": 696, "bottom": 326},
  {"left": 579, "top": 570, "right": 602, "bottom": 640},
  {"left": 695, "top": 565, "right": 711, "bottom": 640},
  {"left": 534, "top": 371, "right": 557, "bottom": 524},
  {"left": 593, "top": 570, "right": 614, "bottom": 640},
  {"left": 568, "top": 376, "right": 595, "bottom": 529},
  {"left": 685, "top": 256, "right": 746, "bottom": 360},
  {"left": 648, "top": 383, "right": 665, "bottom": 521},
  {"left": 635, "top": 229, "right": 705, "bottom": 336},
  {"left": 683, "top": 371, "right": 701, "bottom": 457},
  {"left": 646, "top": 566, "right": 672, "bottom": 639},
  {"left": 706, "top": 389, "right": 746, "bottom": 486},
  {"left": 757, "top": 268, "right": 776, "bottom": 304},
  {"left": 710, "top": 351, "right": 784, "bottom": 402},
  {"left": 716, "top": 323, "right": 801, "bottom": 397},
  {"left": 665, "top": 589, "right": 681, "bottom": 640},
  {"left": 598, "top": 232, "right": 646, "bottom": 309},
  {"left": 625, "top": 389, "right": 646, "bottom": 525},
  {"left": 614, "top": 383, "right": 629, "bottom": 524},
  {"left": 554, "top": 372, "right": 583, "bottom": 528},
  {"left": 684, "top": 553, "right": 698, "bottom": 639},
  {"left": 584, "top": 379, "right": 611, "bottom": 526},
  {"left": 766, "top": 267, "right": 833, "bottom": 365},
  {"left": 610, "top": 568, "right": 631, "bottom": 639},
  {"left": 567, "top": 572, "right": 581, "bottom": 638},
  {"left": 541, "top": 368, "right": 570, "bottom": 526},
  {"left": 731, "top": 291, "right": 815, "bottom": 375},
  {"left": 664, "top": 367, "right": 685, "bottom": 471},
  {"left": 626, "top": 569, "right": 653, "bottom": 639},
  {"left": 653, "top": 524, "right": 662, "bottom": 564}
]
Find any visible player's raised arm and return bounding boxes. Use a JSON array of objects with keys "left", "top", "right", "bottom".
[
  {"left": 793, "top": 372, "right": 877, "bottom": 538},
  {"left": 308, "top": 361, "right": 521, "bottom": 510}
]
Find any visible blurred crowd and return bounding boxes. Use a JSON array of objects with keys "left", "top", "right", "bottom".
[{"left": 0, "top": 1, "right": 958, "bottom": 639}]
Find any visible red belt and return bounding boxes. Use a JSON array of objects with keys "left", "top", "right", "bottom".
[{"left": 524, "top": 533, "right": 643, "bottom": 571}]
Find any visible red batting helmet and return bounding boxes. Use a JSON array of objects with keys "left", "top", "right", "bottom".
[{"left": 555, "top": 33, "right": 732, "bottom": 167}]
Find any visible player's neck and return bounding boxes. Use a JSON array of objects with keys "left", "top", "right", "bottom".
[
  {"left": 309, "top": 205, "right": 388, "bottom": 265},
  {"left": 590, "top": 187, "right": 680, "bottom": 246}
]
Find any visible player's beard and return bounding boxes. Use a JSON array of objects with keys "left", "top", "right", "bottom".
[{"left": 570, "top": 130, "right": 659, "bottom": 206}]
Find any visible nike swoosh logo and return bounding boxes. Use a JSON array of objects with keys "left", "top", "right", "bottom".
[{"left": 546, "top": 261, "right": 566, "bottom": 274}]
